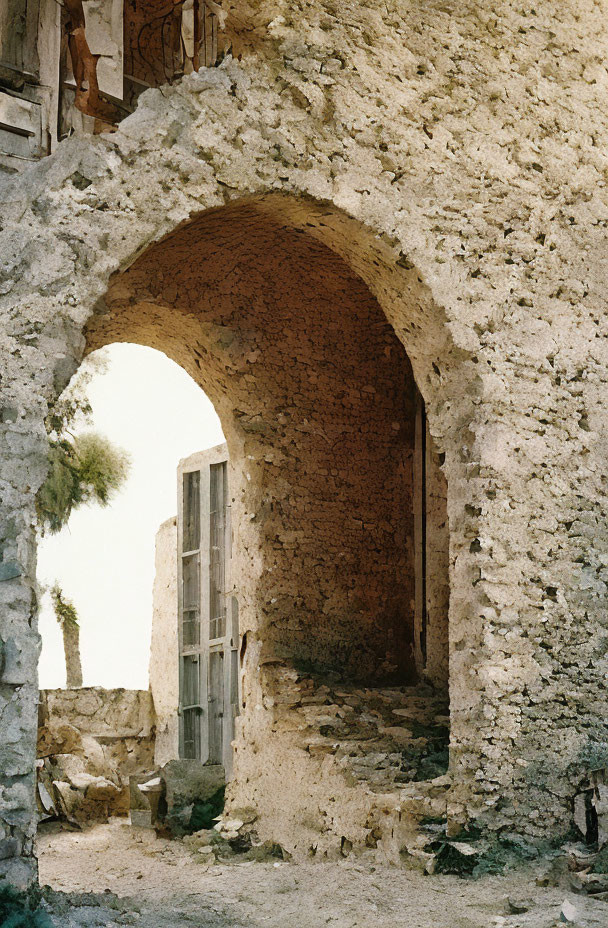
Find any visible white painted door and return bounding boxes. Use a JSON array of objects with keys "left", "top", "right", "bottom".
[{"left": 178, "top": 447, "right": 239, "bottom": 774}]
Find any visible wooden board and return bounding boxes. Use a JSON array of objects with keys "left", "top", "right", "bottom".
[
  {"left": 0, "top": 89, "right": 41, "bottom": 159},
  {"left": 0, "top": 0, "right": 40, "bottom": 77}
]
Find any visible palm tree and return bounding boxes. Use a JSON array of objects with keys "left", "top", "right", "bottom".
[
  {"left": 37, "top": 431, "right": 130, "bottom": 535},
  {"left": 37, "top": 353, "right": 131, "bottom": 685},
  {"left": 50, "top": 584, "right": 83, "bottom": 689}
]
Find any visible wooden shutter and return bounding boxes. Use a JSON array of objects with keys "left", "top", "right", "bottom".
[{"left": 0, "top": 0, "right": 40, "bottom": 78}]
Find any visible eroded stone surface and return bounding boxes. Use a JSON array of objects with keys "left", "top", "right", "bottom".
[{"left": 1, "top": 0, "right": 608, "bottom": 885}]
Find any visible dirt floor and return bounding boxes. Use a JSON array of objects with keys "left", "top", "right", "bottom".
[{"left": 35, "top": 822, "right": 608, "bottom": 928}]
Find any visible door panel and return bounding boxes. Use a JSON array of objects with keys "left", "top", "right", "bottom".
[
  {"left": 178, "top": 469, "right": 205, "bottom": 761},
  {"left": 178, "top": 450, "right": 238, "bottom": 771},
  {"left": 208, "top": 648, "right": 224, "bottom": 764},
  {"left": 182, "top": 655, "right": 202, "bottom": 760},
  {"left": 182, "top": 470, "right": 200, "bottom": 553}
]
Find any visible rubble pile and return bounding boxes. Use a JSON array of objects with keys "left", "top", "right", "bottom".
[
  {"left": 267, "top": 669, "right": 450, "bottom": 792},
  {"left": 567, "top": 769, "right": 608, "bottom": 905},
  {"left": 227, "top": 665, "right": 454, "bottom": 862},
  {"left": 574, "top": 768, "right": 608, "bottom": 850},
  {"left": 37, "top": 688, "right": 155, "bottom": 827},
  {"left": 565, "top": 846, "right": 608, "bottom": 904},
  {"left": 128, "top": 763, "right": 286, "bottom": 867},
  {"left": 183, "top": 809, "right": 285, "bottom": 867}
]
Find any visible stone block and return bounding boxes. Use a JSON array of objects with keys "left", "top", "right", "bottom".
[
  {"left": 160, "top": 761, "right": 225, "bottom": 837},
  {"left": 0, "top": 856, "right": 37, "bottom": 892},
  {"left": 129, "top": 772, "right": 162, "bottom": 828},
  {"left": 130, "top": 809, "right": 153, "bottom": 828},
  {"left": 161, "top": 760, "right": 225, "bottom": 808},
  {"left": 37, "top": 722, "right": 83, "bottom": 758},
  {"left": 47, "top": 752, "right": 86, "bottom": 783},
  {"left": 71, "top": 773, "right": 121, "bottom": 801},
  {"left": 129, "top": 772, "right": 158, "bottom": 811},
  {"left": 0, "top": 836, "right": 21, "bottom": 860},
  {"left": 53, "top": 780, "right": 109, "bottom": 826},
  {"left": 78, "top": 736, "right": 108, "bottom": 777}
]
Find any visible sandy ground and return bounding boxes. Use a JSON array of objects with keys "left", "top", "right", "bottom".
[{"left": 36, "top": 822, "right": 608, "bottom": 928}]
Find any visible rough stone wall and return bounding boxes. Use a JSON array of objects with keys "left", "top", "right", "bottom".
[
  {"left": 233, "top": 667, "right": 450, "bottom": 862},
  {"left": 149, "top": 517, "right": 179, "bottom": 767},
  {"left": 39, "top": 687, "right": 154, "bottom": 744},
  {"left": 0, "top": 0, "right": 608, "bottom": 885},
  {"left": 423, "top": 430, "right": 450, "bottom": 690}
]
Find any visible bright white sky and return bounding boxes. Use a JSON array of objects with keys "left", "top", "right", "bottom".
[{"left": 37, "top": 343, "right": 224, "bottom": 690}]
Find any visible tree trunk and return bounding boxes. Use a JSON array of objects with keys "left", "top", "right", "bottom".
[{"left": 61, "top": 621, "right": 83, "bottom": 688}]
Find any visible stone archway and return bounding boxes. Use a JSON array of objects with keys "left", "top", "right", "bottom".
[
  {"left": 1, "top": 150, "right": 470, "bottom": 882},
  {"left": 4, "top": 11, "right": 604, "bottom": 874},
  {"left": 88, "top": 194, "right": 454, "bottom": 678},
  {"left": 84, "top": 193, "right": 455, "bottom": 858}
]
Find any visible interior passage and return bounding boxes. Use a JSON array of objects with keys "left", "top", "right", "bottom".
[{"left": 87, "top": 199, "right": 448, "bottom": 685}]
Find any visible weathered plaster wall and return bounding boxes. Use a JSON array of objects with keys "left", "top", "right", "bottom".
[
  {"left": 149, "top": 517, "right": 180, "bottom": 767},
  {"left": 1, "top": 0, "right": 608, "bottom": 885}
]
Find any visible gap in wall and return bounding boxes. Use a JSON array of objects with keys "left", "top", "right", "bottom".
[{"left": 37, "top": 343, "right": 224, "bottom": 690}]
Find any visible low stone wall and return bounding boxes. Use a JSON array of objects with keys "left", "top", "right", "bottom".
[{"left": 37, "top": 687, "right": 156, "bottom": 825}]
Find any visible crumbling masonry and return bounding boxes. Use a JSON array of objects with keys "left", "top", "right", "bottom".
[{"left": 1, "top": 0, "right": 608, "bottom": 888}]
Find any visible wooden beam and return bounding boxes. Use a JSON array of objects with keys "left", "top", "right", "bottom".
[{"left": 62, "top": 0, "right": 122, "bottom": 125}]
